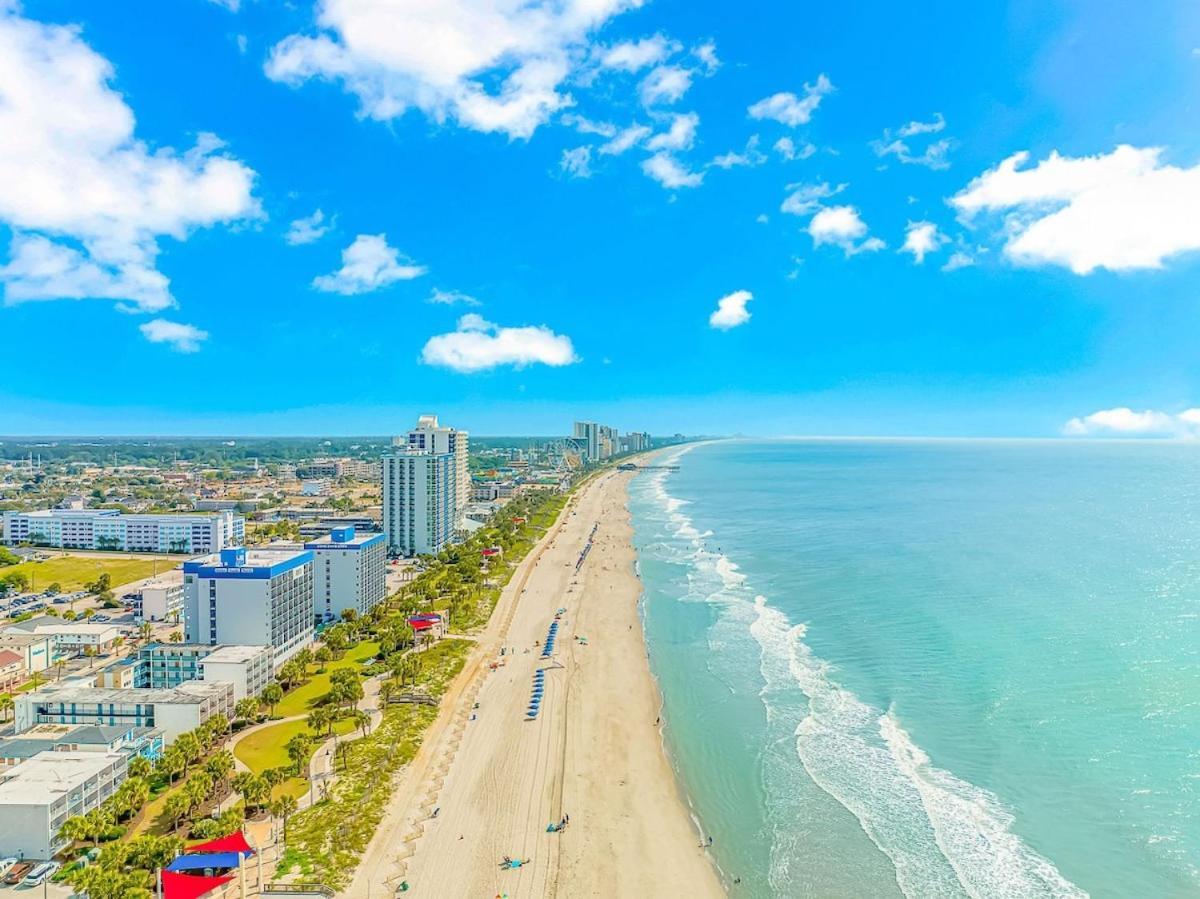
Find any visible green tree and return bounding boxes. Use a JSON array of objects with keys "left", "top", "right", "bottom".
[
  {"left": 270, "top": 794, "right": 299, "bottom": 843},
  {"left": 163, "top": 792, "right": 190, "bottom": 830},
  {"left": 285, "top": 732, "right": 314, "bottom": 775},
  {"left": 128, "top": 755, "right": 153, "bottom": 780},
  {"left": 261, "top": 682, "right": 283, "bottom": 716},
  {"left": 234, "top": 697, "right": 259, "bottom": 722}
]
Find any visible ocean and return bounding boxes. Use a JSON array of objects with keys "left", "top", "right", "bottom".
[{"left": 628, "top": 439, "right": 1200, "bottom": 898}]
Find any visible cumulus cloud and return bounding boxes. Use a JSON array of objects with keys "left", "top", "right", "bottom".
[
  {"left": 421, "top": 313, "right": 578, "bottom": 372},
  {"left": 950, "top": 144, "right": 1200, "bottom": 274},
  {"left": 640, "top": 64, "right": 692, "bottom": 106},
  {"left": 0, "top": 6, "right": 260, "bottom": 325},
  {"left": 313, "top": 234, "right": 426, "bottom": 294},
  {"left": 599, "top": 35, "right": 676, "bottom": 72},
  {"left": 645, "top": 112, "right": 699, "bottom": 152},
  {"left": 708, "top": 289, "right": 752, "bottom": 330},
  {"left": 286, "top": 209, "right": 333, "bottom": 245},
  {"left": 1063, "top": 407, "right": 1200, "bottom": 438},
  {"left": 747, "top": 74, "right": 834, "bottom": 126},
  {"left": 692, "top": 41, "right": 719, "bottom": 73},
  {"left": 900, "top": 221, "right": 948, "bottom": 264},
  {"left": 560, "top": 146, "right": 593, "bottom": 178},
  {"left": 780, "top": 181, "right": 843, "bottom": 216},
  {"left": 872, "top": 113, "right": 952, "bottom": 169},
  {"left": 428, "top": 287, "right": 480, "bottom": 306},
  {"left": 139, "top": 319, "right": 209, "bottom": 353},
  {"left": 599, "top": 123, "right": 651, "bottom": 155},
  {"left": 265, "top": 0, "right": 645, "bottom": 140},
  {"left": 808, "top": 205, "right": 885, "bottom": 256},
  {"left": 941, "top": 251, "right": 975, "bottom": 272},
  {"left": 774, "top": 136, "right": 815, "bottom": 161},
  {"left": 709, "top": 135, "right": 766, "bottom": 170},
  {"left": 641, "top": 153, "right": 704, "bottom": 189}
]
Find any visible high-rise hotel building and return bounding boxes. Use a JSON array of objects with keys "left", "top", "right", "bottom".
[
  {"left": 399, "top": 415, "right": 470, "bottom": 523},
  {"left": 382, "top": 450, "right": 456, "bottom": 557}
]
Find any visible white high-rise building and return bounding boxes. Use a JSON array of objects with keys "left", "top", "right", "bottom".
[
  {"left": 182, "top": 547, "right": 314, "bottom": 666},
  {"left": 398, "top": 415, "right": 470, "bottom": 523},
  {"left": 305, "top": 525, "right": 387, "bottom": 622},
  {"left": 573, "top": 421, "right": 619, "bottom": 462},
  {"left": 2, "top": 510, "right": 244, "bottom": 553},
  {"left": 382, "top": 451, "right": 456, "bottom": 557}
]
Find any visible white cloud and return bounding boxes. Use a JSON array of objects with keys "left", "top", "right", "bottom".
[
  {"left": 313, "top": 234, "right": 426, "bottom": 294},
  {"left": 640, "top": 64, "right": 693, "bottom": 106},
  {"left": 645, "top": 112, "right": 698, "bottom": 152},
  {"left": 599, "top": 123, "right": 651, "bottom": 155},
  {"left": 560, "top": 146, "right": 593, "bottom": 178},
  {"left": 265, "top": 0, "right": 645, "bottom": 140},
  {"left": 873, "top": 114, "right": 952, "bottom": 169},
  {"left": 641, "top": 153, "right": 703, "bottom": 189},
  {"left": 747, "top": 74, "right": 834, "bottom": 126},
  {"left": 950, "top": 144, "right": 1200, "bottom": 274},
  {"left": 207, "top": 0, "right": 240, "bottom": 10},
  {"left": 774, "top": 136, "right": 815, "bottom": 161},
  {"left": 599, "top": 35, "right": 676, "bottom": 72},
  {"left": 139, "top": 319, "right": 209, "bottom": 353},
  {"left": 709, "top": 135, "right": 766, "bottom": 170},
  {"left": 692, "top": 41, "right": 719, "bottom": 73},
  {"left": 285, "top": 209, "right": 333, "bottom": 245},
  {"left": 941, "top": 251, "right": 975, "bottom": 272},
  {"left": 428, "top": 287, "right": 480, "bottom": 306},
  {"left": 780, "top": 181, "right": 843, "bottom": 216},
  {"left": 0, "top": 7, "right": 260, "bottom": 317},
  {"left": 1062, "top": 407, "right": 1200, "bottom": 438},
  {"left": 756, "top": 213, "right": 769, "bottom": 224},
  {"left": 900, "top": 221, "right": 948, "bottom": 264},
  {"left": 808, "top": 205, "right": 885, "bottom": 256},
  {"left": 708, "top": 289, "right": 752, "bottom": 330},
  {"left": 421, "top": 313, "right": 578, "bottom": 372},
  {"left": 896, "top": 113, "right": 945, "bottom": 138}
]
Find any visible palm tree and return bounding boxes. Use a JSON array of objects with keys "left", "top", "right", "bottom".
[
  {"left": 84, "top": 806, "right": 113, "bottom": 844},
  {"left": 128, "top": 755, "right": 152, "bottom": 780},
  {"left": 261, "top": 683, "right": 283, "bottom": 716},
  {"left": 163, "top": 792, "right": 190, "bottom": 831},
  {"left": 271, "top": 794, "right": 298, "bottom": 844},
  {"left": 58, "top": 814, "right": 91, "bottom": 848},
  {"left": 168, "top": 630, "right": 183, "bottom": 643},
  {"left": 138, "top": 621, "right": 153, "bottom": 643},
  {"left": 0, "top": 693, "right": 13, "bottom": 723},
  {"left": 234, "top": 697, "right": 259, "bottom": 723}
]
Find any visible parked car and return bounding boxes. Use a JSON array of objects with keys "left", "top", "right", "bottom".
[
  {"left": 23, "top": 861, "right": 58, "bottom": 886},
  {"left": 4, "top": 862, "right": 32, "bottom": 885},
  {"left": 0, "top": 858, "right": 18, "bottom": 877}
]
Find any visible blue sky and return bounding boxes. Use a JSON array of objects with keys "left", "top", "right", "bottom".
[{"left": 2, "top": 0, "right": 1199, "bottom": 437}]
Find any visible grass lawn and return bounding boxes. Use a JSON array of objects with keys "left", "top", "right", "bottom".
[
  {"left": 234, "top": 717, "right": 357, "bottom": 774},
  {"left": 4, "top": 554, "right": 173, "bottom": 592},
  {"left": 274, "top": 641, "right": 380, "bottom": 717}
]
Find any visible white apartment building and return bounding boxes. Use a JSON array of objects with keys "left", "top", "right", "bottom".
[
  {"left": 1, "top": 510, "right": 245, "bottom": 553},
  {"left": 3, "top": 617, "right": 123, "bottom": 653},
  {"left": 197, "top": 645, "right": 274, "bottom": 700},
  {"left": 0, "top": 750, "right": 127, "bottom": 860},
  {"left": 182, "top": 547, "right": 314, "bottom": 666},
  {"left": 305, "top": 526, "right": 387, "bottom": 623},
  {"left": 15, "top": 681, "right": 234, "bottom": 745},
  {"left": 135, "top": 575, "right": 184, "bottom": 623},
  {"left": 382, "top": 451, "right": 456, "bottom": 557},
  {"left": 399, "top": 415, "right": 470, "bottom": 522}
]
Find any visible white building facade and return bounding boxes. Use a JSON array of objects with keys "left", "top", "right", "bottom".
[
  {"left": 400, "top": 415, "right": 470, "bottom": 523},
  {"left": 0, "top": 750, "right": 127, "bottom": 860},
  {"left": 2, "top": 510, "right": 244, "bottom": 553},
  {"left": 182, "top": 547, "right": 314, "bottom": 666},
  {"left": 382, "top": 451, "right": 456, "bottom": 557},
  {"left": 305, "top": 526, "right": 387, "bottom": 622}
]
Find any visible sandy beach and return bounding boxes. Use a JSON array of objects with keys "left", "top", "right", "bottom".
[{"left": 346, "top": 467, "right": 724, "bottom": 898}]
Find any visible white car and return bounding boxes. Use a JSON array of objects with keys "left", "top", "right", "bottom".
[
  {"left": 22, "top": 862, "right": 58, "bottom": 887},
  {"left": 0, "top": 859, "right": 17, "bottom": 878}
]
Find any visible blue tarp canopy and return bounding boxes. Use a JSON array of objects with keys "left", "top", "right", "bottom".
[{"left": 166, "top": 853, "right": 244, "bottom": 872}]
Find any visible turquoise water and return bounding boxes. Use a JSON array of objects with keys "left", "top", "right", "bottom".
[{"left": 629, "top": 439, "right": 1200, "bottom": 898}]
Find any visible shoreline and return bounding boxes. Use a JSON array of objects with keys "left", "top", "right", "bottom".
[{"left": 347, "top": 465, "right": 723, "bottom": 897}]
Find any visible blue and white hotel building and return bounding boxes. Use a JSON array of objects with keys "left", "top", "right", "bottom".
[
  {"left": 305, "top": 526, "right": 387, "bottom": 623},
  {"left": 182, "top": 547, "right": 314, "bottom": 667}
]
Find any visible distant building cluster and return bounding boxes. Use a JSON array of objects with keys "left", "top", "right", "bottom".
[{"left": 572, "top": 421, "right": 651, "bottom": 463}]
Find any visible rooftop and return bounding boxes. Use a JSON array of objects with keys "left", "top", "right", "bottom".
[
  {"left": 27, "top": 681, "right": 231, "bottom": 706},
  {"left": 200, "top": 645, "right": 271, "bottom": 665},
  {"left": 0, "top": 751, "right": 125, "bottom": 804}
]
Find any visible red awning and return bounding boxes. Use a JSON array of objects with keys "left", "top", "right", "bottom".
[
  {"left": 161, "top": 871, "right": 233, "bottom": 899},
  {"left": 410, "top": 620, "right": 435, "bottom": 632},
  {"left": 186, "top": 832, "right": 254, "bottom": 855}
]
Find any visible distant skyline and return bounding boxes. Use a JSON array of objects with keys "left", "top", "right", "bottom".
[{"left": 2, "top": 1, "right": 1200, "bottom": 438}]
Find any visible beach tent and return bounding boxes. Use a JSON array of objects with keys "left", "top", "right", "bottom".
[
  {"left": 166, "top": 854, "right": 245, "bottom": 873},
  {"left": 186, "top": 833, "right": 254, "bottom": 856},
  {"left": 161, "top": 871, "right": 234, "bottom": 899}
]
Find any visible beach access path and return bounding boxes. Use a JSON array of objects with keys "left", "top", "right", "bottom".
[{"left": 344, "top": 468, "right": 723, "bottom": 898}]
